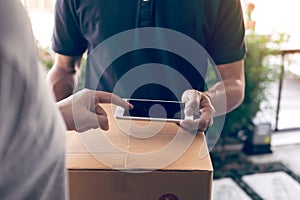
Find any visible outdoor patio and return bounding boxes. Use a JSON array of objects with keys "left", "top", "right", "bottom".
[{"left": 212, "top": 75, "right": 300, "bottom": 199}]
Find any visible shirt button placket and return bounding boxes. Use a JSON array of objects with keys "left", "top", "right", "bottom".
[{"left": 140, "top": 0, "right": 154, "bottom": 27}]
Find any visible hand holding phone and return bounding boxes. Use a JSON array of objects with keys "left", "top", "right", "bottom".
[{"left": 180, "top": 90, "right": 215, "bottom": 132}]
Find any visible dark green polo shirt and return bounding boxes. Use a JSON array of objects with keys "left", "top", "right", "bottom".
[{"left": 52, "top": 0, "right": 246, "bottom": 100}]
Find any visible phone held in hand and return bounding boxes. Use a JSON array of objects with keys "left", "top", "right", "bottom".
[{"left": 114, "top": 99, "right": 193, "bottom": 122}]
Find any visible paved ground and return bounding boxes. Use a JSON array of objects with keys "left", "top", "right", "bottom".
[
  {"left": 212, "top": 132, "right": 300, "bottom": 200},
  {"left": 212, "top": 74, "right": 300, "bottom": 199}
]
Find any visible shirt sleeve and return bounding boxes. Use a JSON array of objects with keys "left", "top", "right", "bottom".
[
  {"left": 0, "top": 1, "right": 67, "bottom": 199},
  {"left": 52, "top": 0, "right": 87, "bottom": 56},
  {"left": 207, "top": 0, "right": 247, "bottom": 65}
]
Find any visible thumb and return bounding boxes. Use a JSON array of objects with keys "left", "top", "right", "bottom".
[
  {"left": 95, "top": 114, "right": 109, "bottom": 131},
  {"left": 77, "top": 112, "right": 109, "bottom": 132}
]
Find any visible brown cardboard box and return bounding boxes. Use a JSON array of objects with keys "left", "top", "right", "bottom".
[{"left": 66, "top": 105, "right": 213, "bottom": 200}]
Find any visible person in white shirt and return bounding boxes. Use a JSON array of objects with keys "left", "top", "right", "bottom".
[{"left": 0, "top": 0, "right": 131, "bottom": 199}]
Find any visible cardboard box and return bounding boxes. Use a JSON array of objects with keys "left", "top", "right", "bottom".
[{"left": 66, "top": 105, "right": 213, "bottom": 200}]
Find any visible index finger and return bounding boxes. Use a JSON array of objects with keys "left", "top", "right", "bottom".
[{"left": 94, "top": 91, "right": 133, "bottom": 109}]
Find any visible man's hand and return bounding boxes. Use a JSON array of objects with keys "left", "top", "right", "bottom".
[
  {"left": 56, "top": 89, "right": 133, "bottom": 132},
  {"left": 180, "top": 89, "right": 215, "bottom": 132}
]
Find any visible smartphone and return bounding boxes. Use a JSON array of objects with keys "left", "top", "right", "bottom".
[{"left": 114, "top": 99, "right": 193, "bottom": 122}]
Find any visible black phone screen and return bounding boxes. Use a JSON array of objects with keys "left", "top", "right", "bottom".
[{"left": 124, "top": 99, "right": 185, "bottom": 120}]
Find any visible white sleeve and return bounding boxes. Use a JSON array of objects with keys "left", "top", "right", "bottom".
[{"left": 0, "top": 1, "right": 68, "bottom": 199}]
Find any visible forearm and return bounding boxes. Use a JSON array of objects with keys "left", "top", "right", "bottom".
[
  {"left": 205, "top": 60, "right": 245, "bottom": 116},
  {"left": 47, "top": 66, "right": 78, "bottom": 101},
  {"left": 205, "top": 79, "right": 244, "bottom": 116},
  {"left": 47, "top": 54, "right": 82, "bottom": 102}
]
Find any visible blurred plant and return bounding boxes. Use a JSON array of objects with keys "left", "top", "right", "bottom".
[
  {"left": 223, "top": 34, "right": 276, "bottom": 135},
  {"left": 37, "top": 39, "right": 88, "bottom": 91},
  {"left": 76, "top": 53, "right": 87, "bottom": 92},
  {"left": 36, "top": 40, "right": 54, "bottom": 71},
  {"left": 245, "top": 2, "right": 256, "bottom": 32},
  {"left": 221, "top": 32, "right": 288, "bottom": 138}
]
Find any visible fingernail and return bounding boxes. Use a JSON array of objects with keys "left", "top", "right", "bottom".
[{"left": 102, "top": 124, "right": 109, "bottom": 130}]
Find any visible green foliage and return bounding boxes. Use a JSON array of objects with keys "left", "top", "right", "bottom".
[
  {"left": 76, "top": 54, "right": 87, "bottom": 91},
  {"left": 221, "top": 33, "right": 285, "bottom": 136},
  {"left": 36, "top": 41, "right": 54, "bottom": 71},
  {"left": 37, "top": 42, "right": 87, "bottom": 90}
]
